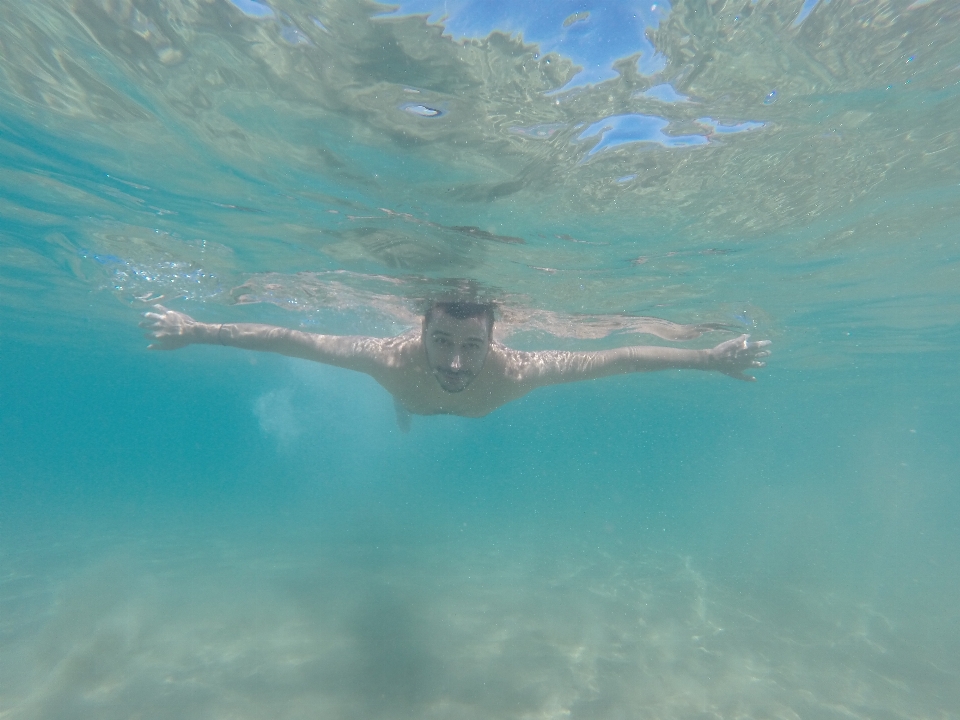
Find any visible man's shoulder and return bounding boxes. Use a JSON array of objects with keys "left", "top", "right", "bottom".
[
  {"left": 490, "top": 342, "right": 563, "bottom": 363},
  {"left": 387, "top": 328, "right": 422, "bottom": 350},
  {"left": 489, "top": 343, "right": 575, "bottom": 385},
  {"left": 363, "top": 329, "right": 422, "bottom": 365},
  {"left": 488, "top": 343, "right": 545, "bottom": 382}
]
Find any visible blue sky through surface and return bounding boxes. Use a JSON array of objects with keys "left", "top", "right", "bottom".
[
  {"left": 226, "top": 0, "right": 670, "bottom": 83},
  {"left": 365, "top": 0, "right": 668, "bottom": 84}
]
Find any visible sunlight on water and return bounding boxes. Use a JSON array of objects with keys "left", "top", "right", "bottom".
[{"left": 2, "top": 0, "right": 959, "bottom": 718}]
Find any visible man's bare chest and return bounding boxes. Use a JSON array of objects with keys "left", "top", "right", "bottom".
[{"left": 378, "top": 366, "right": 521, "bottom": 418}]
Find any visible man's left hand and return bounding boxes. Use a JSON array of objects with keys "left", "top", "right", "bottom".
[{"left": 708, "top": 334, "right": 771, "bottom": 381}]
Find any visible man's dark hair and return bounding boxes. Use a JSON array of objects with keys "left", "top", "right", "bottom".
[{"left": 424, "top": 301, "right": 495, "bottom": 337}]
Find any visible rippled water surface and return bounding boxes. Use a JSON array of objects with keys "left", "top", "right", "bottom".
[{"left": 2, "top": 0, "right": 959, "bottom": 718}]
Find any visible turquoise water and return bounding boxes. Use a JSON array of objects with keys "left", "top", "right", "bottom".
[{"left": 2, "top": 0, "right": 959, "bottom": 717}]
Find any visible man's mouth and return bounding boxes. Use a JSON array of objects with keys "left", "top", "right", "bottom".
[{"left": 436, "top": 369, "right": 470, "bottom": 389}]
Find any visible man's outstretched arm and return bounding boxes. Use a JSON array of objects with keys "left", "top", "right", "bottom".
[
  {"left": 514, "top": 334, "right": 771, "bottom": 387},
  {"left": 140, "top": 305, "right": 390, "bottom": 374}
]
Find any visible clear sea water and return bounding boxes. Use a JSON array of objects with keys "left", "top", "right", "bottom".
[{"left": 2, "top": 0, "right": 959, "bottom": 717}]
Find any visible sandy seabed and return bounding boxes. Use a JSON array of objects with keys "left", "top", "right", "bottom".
[{"left": 1, "top": 518, "right": 957, "bottom": 720}]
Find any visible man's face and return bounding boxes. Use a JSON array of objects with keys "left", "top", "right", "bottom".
[{"left": 423, "top": 311, "right": 491, "bottom": 393}]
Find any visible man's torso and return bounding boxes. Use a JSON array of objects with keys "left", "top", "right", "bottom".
[{"left": 368, "top": 332, "right": 533, "bottom": 417}]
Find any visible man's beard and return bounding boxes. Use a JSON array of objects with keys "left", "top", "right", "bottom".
[{"left": 435, "top": 370, "right": 473, "bottom": 392}]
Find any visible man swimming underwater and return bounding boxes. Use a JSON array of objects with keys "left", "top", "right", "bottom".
[{"left": 142, "top": 302, "right": 770, "bottom": 427}]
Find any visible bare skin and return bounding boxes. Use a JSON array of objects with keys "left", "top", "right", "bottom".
[{"left": 141, "top": 305, "right": 771, "bottom": 419}]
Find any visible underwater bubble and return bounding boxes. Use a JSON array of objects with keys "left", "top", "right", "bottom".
[
  {"left": 400, "top": 103, "right": 444, "bottom": 118},
  {"left": 764, "top": 90, "right": 778, "bottom": 105}
]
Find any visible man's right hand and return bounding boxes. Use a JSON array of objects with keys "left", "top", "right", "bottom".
[{"left": 140, "top": 305, "right": 210, "bottom": 350}]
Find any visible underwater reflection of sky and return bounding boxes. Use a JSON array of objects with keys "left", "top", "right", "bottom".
[
  {"left": 793, "top": 0, "right": 826, "bottom": 26},
  {"left": 224, "top": 0, "right": 825, "bottom": 90},
  {"left": 578, "top": 114, "right": 706, "bottom": 155},
  {"left": 698, "top": 118, "right": 765, "bottom": 134},
  {"left": 577, "top": 114, "right": 764, "bottom": 156},
  {"left": 228, "top": 0, "right": 274, "bottom": 19},
  {"left": 376, "top": 0, "right": 670, "bottom": 86},
  {"left": 221, "top": 0, "right": 765, "bottom": 162},
  {"left": 640, "top": 83, "right": 690, "bottom": 103}
]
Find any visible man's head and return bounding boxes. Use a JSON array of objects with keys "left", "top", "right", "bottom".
[{"left": 422, "top": 302, "right": 495, "bottom": 393}]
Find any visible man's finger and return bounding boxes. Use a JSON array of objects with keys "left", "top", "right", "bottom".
[
  {"left": 151, "top": 304, "right": 169, "bottom": 313},
  {"left": 752, "top": 340, "right": 771, "bottom": 347}
]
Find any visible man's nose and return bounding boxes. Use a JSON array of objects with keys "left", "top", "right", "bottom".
[{"left": 449, "top": 353, "right": 462, "bottom": 370}]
